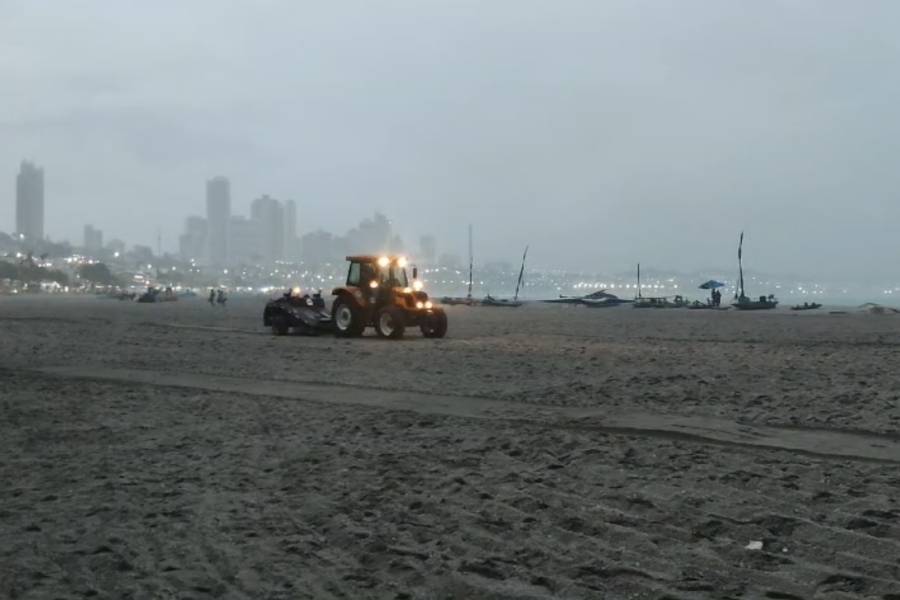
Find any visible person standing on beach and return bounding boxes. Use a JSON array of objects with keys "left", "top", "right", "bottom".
[{"left": 208, "top": 289, "right": 215, "bottom": 306}]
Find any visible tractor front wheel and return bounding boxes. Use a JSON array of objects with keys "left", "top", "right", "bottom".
[
  {"left": 375, "top": 306, "right": 406, "bottom": 339},
  {"left": 420, "top": 309, "right": 448, "bottom": 338}
]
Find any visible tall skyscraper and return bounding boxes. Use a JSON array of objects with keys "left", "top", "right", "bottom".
[
  {"left": 228, "top": 216, "right": 261, "bottom": 265},
  {"left": 283, "top": 199, "right": 298, "bottom": 261},
  {"left": 16, "top": 161, "right": 44, "bottom": 242},
  {"left": 251, "top": 195, "right": 284, "bottom": 264},
  {"left": 205, "top": 176, "right": 230, "bottom": 266}
]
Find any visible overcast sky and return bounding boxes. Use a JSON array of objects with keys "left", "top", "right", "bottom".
[{"left": 2, "top": 1, "right": 899, "bottom": 279}]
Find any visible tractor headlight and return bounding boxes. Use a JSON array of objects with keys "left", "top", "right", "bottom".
[
  {"left": 412, "top": 280, "right": 424, "bottom": 291},
  {"left": 377, "top": 256, "right": 390, "bottom": 268},
  {"left": 369, "top": 280, "right": 379, "bottom": 289},
  {"left": 416, "top": 301, "right": 425, "bottom": 309},
  {"left": 424, "top": 301, "right": 433, "bottom": 309}
]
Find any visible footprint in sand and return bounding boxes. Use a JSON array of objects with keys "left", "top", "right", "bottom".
[{"left": 817, "top": 573, "right": 867, "bottom": 595}]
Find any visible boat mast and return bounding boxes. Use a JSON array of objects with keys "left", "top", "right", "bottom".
[
  {"left": 514, "top": 245, "right": 528, "bottom": 302},
  {"left": 466, "top": 224, "right": 473, "bottom": 301},
  {"left": 637, "top": 263, "right": 642, "bottom": 299},
  {"left": 737, "top": 231, "right": 745, "bottom": 300}
]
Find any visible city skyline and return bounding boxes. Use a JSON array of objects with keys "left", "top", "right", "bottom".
[
  {"left": 5, "top": 163, "right": 369, "bottom": 267},
  {"left": 2, "top": 157, "right": 897, "bottom": 284},
  {"left": 181, "top": 179, "right": 301, "bottom": 267}
]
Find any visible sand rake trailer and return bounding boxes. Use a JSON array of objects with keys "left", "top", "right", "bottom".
[{"left": 263, "top": 290, "right": 334, "bottom": 335}]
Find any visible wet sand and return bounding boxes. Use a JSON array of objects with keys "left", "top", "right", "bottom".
[{"left": 2, "top": 296, "right": 900, "bottom": 599}]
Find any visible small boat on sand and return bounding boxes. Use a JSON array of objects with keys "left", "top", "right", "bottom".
[
  {"left": 483, "top": 246, "right": 528, "bottom": 308},
  {"left": 791, "top": 302, "right": 822, "bottom": 311},
  {"left": 441, "top": 225, "right": 478, "bottom": 306},
  {"left": 582, "top": 297, "right": 624, "bottom": 308},
  {"left": 482, "top": 294, "right": 522, "bottom": 307},
  {"left": 732, "top": 232, "right": 778, "bottom": 311},
  {"left": 545, "top": 290, "right": 629, "bottom": 307},
  {"left": 632, "top": 264, "right": 687, "bottom": 308},
  {"left": 688, "top": 301, "right": 730, "bottom": 311}
]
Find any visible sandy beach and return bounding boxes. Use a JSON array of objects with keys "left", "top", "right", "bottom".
[{"left": 2, "top": 295, "right": 900, "bottom": 599}]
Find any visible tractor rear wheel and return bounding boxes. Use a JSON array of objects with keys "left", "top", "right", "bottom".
[
  {"left": 333, "top": 297, "right": 364, "bottom": 337},
  {"left": 375, "top": 306, "right": 406, "bottom": 339},
  {"left": 420, "top": 308, "right": 448, "bottom": 338}
]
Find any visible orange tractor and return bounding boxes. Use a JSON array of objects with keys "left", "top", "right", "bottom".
[{"left": 331, "top": 255, "right": 448, "bottom": 339}]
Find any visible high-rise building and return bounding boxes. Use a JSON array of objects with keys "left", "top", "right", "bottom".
[
  {"left": 228, "top": 216, "right": 261, "bottom": 265},
  {"left": 83, "top": 225, "right": 103, "bottom": 253},
  {"left": 206, "top": 176, "right": 230, "bottom": 265},
  {"left": 178, "top": 216, "right": 207, "bottom": 261},
  {"left": 283, "top": 199, "right": 299, "bottom": 261},
  {"left": 16, "top": 161, "right": 44, "bottom": 243},
  {"left": 345, "top": 212, "right": 394, "bottom": 255},
  {"left": 251, "top": 194, "right": 284, "bottom": 264}
]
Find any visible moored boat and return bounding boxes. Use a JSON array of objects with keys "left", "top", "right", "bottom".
[
  {"left": 732, "top": 232, "right": 778, "bottom": 311},
  {"left": 482, "top": 245, "right": 528, "bottom": 308},
  {"left": 791, "top": 302, "right": 822, "bottom": 311}
]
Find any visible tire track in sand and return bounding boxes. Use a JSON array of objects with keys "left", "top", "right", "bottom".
[{"left": 29, "top": 366, "right": 900, "bottom": 466}]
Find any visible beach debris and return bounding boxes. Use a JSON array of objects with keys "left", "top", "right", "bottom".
[{"left": 745, "top": 540, "right": 764, "bottom": 551}]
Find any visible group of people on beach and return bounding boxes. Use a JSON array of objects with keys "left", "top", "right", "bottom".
[
  {"left": 709, "top": 289, "right": 723, "bottom": 307},
  {"left": 208, "top": 289, "right": 227, "bottom": 306}
]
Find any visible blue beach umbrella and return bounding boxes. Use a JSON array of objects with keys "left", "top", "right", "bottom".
[{"left": 699, "top": 280, "right": 726, "bottom": 290}]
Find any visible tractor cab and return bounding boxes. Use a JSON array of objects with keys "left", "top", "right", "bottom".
[
  {"left": 331, "top": 255, "right": 447, "bottom": 339},
  {"left": 349, "top": 255, "right": 410, "bottom": 291}
]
